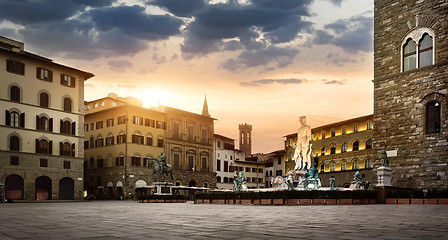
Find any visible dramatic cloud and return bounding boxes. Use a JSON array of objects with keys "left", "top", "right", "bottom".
[
  {"left": 240, "top": 78, "right": 306, "bottom": 87},
  {"left": 314, "top": 14, "right": 373, "bottom": 54},
  {"left": 173, "top": 0, "right": 313, "bottom": 62},
  {"left": 326, "top": 52, "right": 357, "bottom": 66},
  {"left": 0, "top": 1, "right": 183, "bottom": 59},
  {"left": 221, "top": 46, "right": 299, "bottom": 71}
]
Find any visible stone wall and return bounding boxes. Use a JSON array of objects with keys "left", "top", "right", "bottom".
[{"left": 373, "top": 0, "right": 448, "bottom": 189}]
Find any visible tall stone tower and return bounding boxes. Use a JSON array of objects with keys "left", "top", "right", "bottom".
[
  {"left": 239, "top": 123, "right": 252, "bottom": 156},
  {"left": 373, "top": 0, "right": 447, "bottom": 189}
]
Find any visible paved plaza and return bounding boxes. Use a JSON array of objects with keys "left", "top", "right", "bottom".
[{"left": 0, "top": 201, "right": 447, "bottom": 240}]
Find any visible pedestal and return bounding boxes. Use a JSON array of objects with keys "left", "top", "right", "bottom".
[
  {"left": 153, "top": 182, "right": 173, "bottom": 195},
  {"left": 376, "top": 166, "right": 392, "bottom": 187}
]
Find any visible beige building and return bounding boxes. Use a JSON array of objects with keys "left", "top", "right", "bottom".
[
  {"left": 0, "top": 36, "right": 94, "bottom": 200},
  {"left": 285, "top": 115, "right": 375, "bottom": 187},
  {"left": 257, "top": 150, "right": 287, "bottom": 188},
  {"left": 84, "top": 93, "right": 166, "bottom": 199},
  {"left": 84, "top": 94, "right": 216, "bottom": 199}
]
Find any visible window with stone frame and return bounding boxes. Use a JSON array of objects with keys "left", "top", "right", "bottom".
[
  {"left": 61, "top": 74, "right": 75, "bottom": 87},
  {"left": 321, "top": 146, "right": 325, "bottom": 156},
  {"left": 352, "top": 141, "right": 359, "bottom": 151},
  {"left": 188, "top": 155, "right": 194, "bottom": 170},
  {"left": 146, "top": 136, "right": 153, "bottom": 146},
  {"left": 202, "top": 157, "right": 207, "bottom": 172},
  {"left": 352, "top": 160, "right": 359, "bottom": 170},
  {"left": 341, "top": 142, "right": 347, "bottom": 153},
  {"left": 367, "top": 121, "right": 372, "bottom": 130},
  {"left": 365, "top": 139, "right": 373, "bottom": 149},
  {"left": 40, "top": 92, "right": 49, "bottom": 108},
  {"left": 354, "top": 124, "right": 359, "bottom": 132},
  {"left": 9, "top": 135, "right": 20, "bottom": 151},
  {"left": 426, "top": 101, "right": 441, "bottom": 134},
  {"left": 173, "top": 153, "right": 180, "bottom": 170},
  {"left": 365, "top": 158, "right": 372, "bottom": 169},
  {"left": 330, "top": 161, "right": 335, "bottom": 172},
  {"left": 330, "top": 144, "right": 336, "bottom": 154},
  {"left": 63, "top": 97, "right": 72, "bottom": 112},
  {"left": 402, "top": 29, "right": 434, "bottom": 72},
  {"left": 157, "top": 138, "right": 164, "bottom": 147},
  {"left": 341, "top": 160, "right": 346, "bottom": 171},
  {"left": 10, "top": 85, "right": 20, "bottom": 102},
  {"left": 320, "top": 164, "right": 325, "bottom": 173},
  {"left": 36, "top": 139, "right": 52, "bottom": 154}
]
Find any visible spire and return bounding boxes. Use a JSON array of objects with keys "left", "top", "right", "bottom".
[{"left": 202, "top": 95, "right": 210, "bottom": 117}]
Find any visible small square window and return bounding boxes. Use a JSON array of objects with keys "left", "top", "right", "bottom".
[
  {"left": 37, "top": 67, "right": 53, "bottom": 81},
  {"left": 40, "top": 158, "right": 48, "bottom": 167},
  {"left": 63, "top": 160, "right": 71, "bottom": 169},
  {"left": 10, "top": 156, "right": 19, "bottom": 165}
]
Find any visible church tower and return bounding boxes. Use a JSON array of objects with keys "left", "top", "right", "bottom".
[
  {"left": 373, "top": 0, "right": 447, "bottom": 189},
  {"left": 202, "top": 95, "right": 210, "bottom": 117},
  {"left": 239, "top": 123, "right": 252, "bottom": 156}
]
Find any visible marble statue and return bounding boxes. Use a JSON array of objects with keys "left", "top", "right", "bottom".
[
  {"left": 329, "top": 176, "right": 336, "bottom": 191},
  {"left": 233, "top": 171, "right": 247, "bottom": 192},
  {"left": 293, "top": 116, "right": 312, "bottom": 170},
  {"left": 353, "top": 170, "right": 363, "bottom": 182}
]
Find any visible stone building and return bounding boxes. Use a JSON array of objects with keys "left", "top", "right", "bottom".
[
  {"left": 284, "top": 115, "right": 375, "bottom": 187},
  {"left": 0, "top": 36, "right": 94, "bottom": 200},
  {"left": 84, "top": 94, "right": 216, "bottom": 199},
  {"left": 238, "top": 123, "right": 252, "bottom": 156},
  {"left": 84, "top": 93, "right": 166, "bottom": 199},
  {"left": 257, "top": 150, "right": 287, "bottom": 188},
  {"left": 373, "top": 0, "right": 448, "bottom": 189}
]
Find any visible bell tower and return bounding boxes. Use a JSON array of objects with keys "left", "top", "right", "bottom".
[{"left": 239, "top": 123, "right": 252, "bottom": 156}]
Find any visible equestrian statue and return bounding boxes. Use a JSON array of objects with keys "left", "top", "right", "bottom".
[{"left": 147, "top": 152, "right": 173, "bottom": 182}]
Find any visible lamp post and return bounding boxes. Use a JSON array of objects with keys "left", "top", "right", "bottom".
[{"left": 123, "top": 110, "right": 128, "bottom": 199}]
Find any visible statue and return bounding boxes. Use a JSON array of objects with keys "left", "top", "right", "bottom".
[
  {"left": 329, "top": 176, "right": 336, "bottom": 191},
  {"left": 293, "top": 116, "right": 312, "bottom": 171},
  {"left": 286, "top": 175, "right": 295, "bottom": 191},
  {"left": 364, "top": 181, "right": 370, "bottom": 191},
  {"left": 233, "top": 171, "right": 247, "bottom": 192},
  {"left": 381, "top": 149, "right": 390, "bottom": 167},
  {"left": 148, "top": 152, "right": 173, "bottom": 181},
  {"left": 353, "top": 170, "right": 363, "bottom": 182},
  {"left": 303, "top": 162, "right": 320, "bottom": 190}
]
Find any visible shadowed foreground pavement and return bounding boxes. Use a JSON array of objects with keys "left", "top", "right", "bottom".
[{"left": 0, "top": 201, "right": 447, "bottom": 239}]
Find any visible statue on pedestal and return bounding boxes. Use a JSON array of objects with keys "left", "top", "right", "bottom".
[
  {"left": 233, "top": 171, "right": 247, "bottom": 192},
  {"left": 148, "top": 152, "right": 173, "bottom": 182},
  {"left": 293, "top": 116, "right": 312, "bottom": 171},
  {"left": 381, "top": 149, "right": 390, "bottom": 166}
]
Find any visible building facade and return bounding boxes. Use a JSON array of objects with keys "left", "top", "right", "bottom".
[
  {"left": 285, "top": 115, "right": 375, "bottom": 187},
  {"left": 0, "top": 36, "right": 94, "bottom": 200},
  {"left": 373, "top": 0, "right": 448, "bottom": 189},
  {"left": 84, "top": 94, "right": 166, "bottom": 199},
  {"left": 84, "top": 94, "right": 217, "bottom": 199}
]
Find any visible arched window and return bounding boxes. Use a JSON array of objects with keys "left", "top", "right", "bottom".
[
  {"left": 426, "top": 101, "right": 441, "bottom": 134},
  {"left": 341, "top": 143, "right": 347, "bottom": 153},
  {"left": 321, "top": 146, "right": 325, "bottom": 156},
  {"left": 419, "top": 33, "right": 433, "bottom": 68},
  {"left": 36, "top": 139, "right": 51, "bottom": 154},
  {"left": 10, "top": 135, "right": 20, "bottom": 151},
  {"left": 366, "top": 139, "right": 373, "bottom": 149},
  {"left": 10, "top": 111, "right": 20, "bottom": 127},
  {"left": 330, "top": 144, "right": 336, "bottom": 154},
  {"left": 403, "top": 38, "right": 417, "bottom": 71},
  {"left": 365, "top": 158, "right": 372, "bottom": 169},
  {"left": 320, "top": 164, "right": 325, "bottom": 173},
  {"left": 10, "top": 86, "right": 20, "bottom": 102},
  {"left": 330, "top": 161, "right": 335, "bottom": 172},
  {"left": 60, "top": 142, "right": 71, "bottom": 156},
  {"left": 354, "top": 124, "right": 359, "bottom": 132},
  {"left": 321, "top": 131, "right": 326, "bottom": 139},
  {"left": 352, "top": 160, "right": 359, "bottom": 170},
  {"left": 40, "top": 92, "right": 49, "bottom": 108},
  {"left": 402, "top": 29, "right": 434, "bottom": 71},
  {"left": 63, "top": 97, "right": 72, "bottom": 112},
  {"left": 341, "top": 160, "right": 346, "bottom": 171},
  {"left": 352, "top": 141, "right": 359, "bottom": 151},
  {"left": 37, "top": 116, "right": 49, "bottom": 131}
]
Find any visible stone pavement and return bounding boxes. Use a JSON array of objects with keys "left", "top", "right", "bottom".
[{"left": 0, "top": 201, "right": 447, "bottom": 239}]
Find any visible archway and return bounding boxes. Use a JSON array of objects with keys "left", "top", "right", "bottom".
[
  {"left": 5, "top": 175, "right": 23, "bottom": 200},
  {"left": 35, "top": 176, "right": 52, "bottom": 200},
  {"left": 116, "top": 181, "right": 123, "bottom": 199},
  {"left": 135, "top": 180, "right": 148, "bottom": 198},
  {"left": 59, "top": 177, "right": 74, "bottom": 200}
]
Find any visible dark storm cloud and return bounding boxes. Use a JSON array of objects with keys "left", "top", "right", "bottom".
[
  {"left": 85, "top": 5, "right": 182, "bottom": 41},
  {"left": 314, "top": 15, "right": 373, "bottom": 54},
  {"left": 174, "top": 0, "right": 313, "bottom": 63},
  {"left": 0, "top": 0, "right": 115, "bottom": 25},
  {"left": 0, "top": 1, "right": 183, "bottom": 59},
  {"left": 240, "top": 78, "right": 306, "bottom": 87},
  {"left": 150, "top": 0, "right": 206, "bottom": 17},
  {"left": 221, "top": 46, "right": 299, "bottom": 71}
]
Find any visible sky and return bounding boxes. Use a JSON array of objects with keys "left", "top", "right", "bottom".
[{"left": 0, "top": 0, "right": 374, "bottom": 154}]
